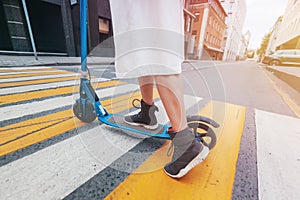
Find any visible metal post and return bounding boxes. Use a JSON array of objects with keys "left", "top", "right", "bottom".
[
  {"left": 80, "top": 0, "right": 88, "bottom": 72},
  {"left": 21, "top": 0, "right": 38, "bottom": 60}
]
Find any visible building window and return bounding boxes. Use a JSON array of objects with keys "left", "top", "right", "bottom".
[
  {"left": 194, "top": 13, "right": 200, "bottom": 22},
  {"left": 205, "top": 32, "right": 209, "bottom": 41},
  {"left": 185, "top": 17, "right": 191, "bottom": 32},
  {"left": 99, "top": 18, "right": 110, "bottom": 34}
]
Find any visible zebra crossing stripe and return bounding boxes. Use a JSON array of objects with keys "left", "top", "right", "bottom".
[
  {"left": 0, "top": 90, "right": 159, "bottom": 157},
  {"left": 0, "top": 76, "right": 79, "bottom": 88},
  {"left": 0, "top": 84, "right": 139, "bottom": 122},
  {"left": 105, "top": 101, "right": 246, "bottom": 200},
  {"left": 0, "top": 70, "right": 66, "bottom": 75},
  {"left": 0, "top": 94, "right": 201, "bottom": 200},
  {"left": 0, "top": 80, "right": 124, "bottom": 106},
  {"left": 0, "top": 73, "right": 79, "bottom": 83},
  {"left": 256, "top": 109, "right": 300, "bottom": 200},
  {"left": 0, "top": 67, "right": 55, "bottom": 72},
  {"left": 0, "top": 71, "right": 73, "bottom": 79},
  {"left": 0, "top": 78, "right": 108, "bottom": 95}
]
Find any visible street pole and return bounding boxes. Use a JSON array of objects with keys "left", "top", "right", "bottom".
[{"left": 21, "top": 0, "right": 38, "bottom": 60}]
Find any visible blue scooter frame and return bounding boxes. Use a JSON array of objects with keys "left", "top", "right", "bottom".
[{"left": 73, "top": 0, "right": 219, "bottom": 149}]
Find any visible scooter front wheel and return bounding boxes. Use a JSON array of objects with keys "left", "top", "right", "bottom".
[{"left": 73, "top": 100, "right": 96, "bottom": 123}]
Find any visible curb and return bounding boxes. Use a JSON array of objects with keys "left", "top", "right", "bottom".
[
  {"left": 265, "top": 66, "right": 300, "bottom": 93},
  {"left": 0, "top": 61, "right": 115, "bottom": 68}
]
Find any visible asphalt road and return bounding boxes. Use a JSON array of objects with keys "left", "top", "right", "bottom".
[{"left": 0, "top": 61, "right": 299, "bottom": 200}]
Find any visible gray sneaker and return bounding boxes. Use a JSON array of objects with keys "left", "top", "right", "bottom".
[
  {"left": 123, "top": 99, "right": 159, "bottom": 130},
  {"left": 164, "top": 127, "right": 209, "bottom": 178}
]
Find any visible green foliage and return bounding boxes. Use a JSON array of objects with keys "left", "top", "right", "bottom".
[{"left": 257, "top": 32, "right": 271, "bottom": 58}]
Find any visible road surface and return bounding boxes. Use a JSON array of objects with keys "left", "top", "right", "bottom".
[{"left": 0, "top": 61, "right": 299, "bottom": 200}]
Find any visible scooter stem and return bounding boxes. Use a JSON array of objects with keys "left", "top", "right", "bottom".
[{"left": 80, "top": 0, "right": 88, "bottom": 73}]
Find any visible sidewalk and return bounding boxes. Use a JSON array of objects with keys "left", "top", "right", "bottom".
[
  {"left": 0, "top": 55, "right": 115, "bottom": 67},
  {"left": 265, "top": 65, "right": 300, "bottom": 92}
]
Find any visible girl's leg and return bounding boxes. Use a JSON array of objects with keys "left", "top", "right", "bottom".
[
  {"left": 123, "top": 76, "right": 158, "bottom": 129},
  {"left": 154, "top": 74, "right": 209, "bottom": 179},
  {"left": 154, "top": 74, "right": 187, "bottom": 132},
  {"left": 138, "top": 76, "right": 154, "bottom": 105}
]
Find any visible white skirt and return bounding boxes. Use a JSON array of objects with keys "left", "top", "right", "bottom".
[{"left": 109, "top": 0, "right": 184, "bottom": 78}]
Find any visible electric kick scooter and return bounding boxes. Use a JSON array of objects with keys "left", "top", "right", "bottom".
[{"left": 73, "top": 0, "right": 219, "bottom": 150}]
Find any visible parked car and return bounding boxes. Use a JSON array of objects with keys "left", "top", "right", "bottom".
[{"left": 262, "top": 49, "right": 300, "bottom": 66}]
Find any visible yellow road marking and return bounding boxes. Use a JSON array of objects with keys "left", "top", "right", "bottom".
[
  {"left": 105, "top": 101, "right": 246, "bottom": 200},
  {"left": 0, "top": 71, "right": 72, "bottom": 79},
  {"left": 0, "top": 80, "right": 123, "bottom": 106},
  {"left": 0, "top": 68, "right": 57, "bottom": 73},
  {"left": 0, "top": 76, "right": 79, "bottom": 88},
  {"left": 0, "top": 90, "right": 159, "bottom": 157},
  {"left": 264, "top": 70, "right": 300, "bottom": 118}
]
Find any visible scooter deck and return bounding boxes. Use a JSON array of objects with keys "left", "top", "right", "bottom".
[{"left": 98, "top": 114, "right": 171, "bottom": 139}]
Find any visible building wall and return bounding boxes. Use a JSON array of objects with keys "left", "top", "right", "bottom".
[
  {"left": 190, "top": 4, "right": 206, "bottom": 59},
  {"left": 89, "top": 0, "right": 114, "bottom": 57},
  {"left": 184, "top": 0, "right": 196, "bottom": 59},
  {"left": 203, "top": 3, "right": 226, "bottom": 60},
  {"left": 0, "top": 0, "right": 76, "bottom": 56},
  {"left": 0, "top": 0, "right": 113, "bottom": 57},
  {"left": 220, "top": 0, "right": 247, "bottom": 61},
  {"left": 266, "top": 16, "right": 283, "bottom": 54},
  {"left": 189, "top": 0, "right": 226, "bottom": 60},
  {"left": 1, "top": 0, "right": 32, "bottom": 52},
  {"left": 237, "top": 30, "right": 250, "bottom": 60},
  {"left": 275, "top": 0, "right": 300, "bottom": 49}
]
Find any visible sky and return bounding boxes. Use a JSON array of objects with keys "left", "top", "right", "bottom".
[{"left": 243, "top": 0, "right": 290, "bottom": 49}]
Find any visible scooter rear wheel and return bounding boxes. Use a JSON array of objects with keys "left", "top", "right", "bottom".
[{"left": 188, "top": 121, "right": 217, "bottom": 150}]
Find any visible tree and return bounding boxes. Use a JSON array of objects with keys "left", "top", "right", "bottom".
[{"left": 257, "top": 32, "right": 271, "bottom": 60}]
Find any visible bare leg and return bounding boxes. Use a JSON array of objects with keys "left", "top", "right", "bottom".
[
  {"left": 138, "top": 76, "right": 154, "bottom": 105},
  {"left": 154, "top": 74, "right": 187, "bottom": 132}
]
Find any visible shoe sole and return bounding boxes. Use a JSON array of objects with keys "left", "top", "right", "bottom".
[
  {"left": 164, "top": 146, "right": 210, "bottom": 179},
  {"left": 123, "top": 118, "right": 159, "bottom": 130}
]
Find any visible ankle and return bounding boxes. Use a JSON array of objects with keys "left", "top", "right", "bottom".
[
  {"left": 141, "top": 99, "right": 153, "bottom": 106},
  {"left": 168, "top": 126, "right": 188, "bottom": 133}
]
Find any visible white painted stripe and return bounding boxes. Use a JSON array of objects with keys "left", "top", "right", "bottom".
[
  {"left": 0, "top": 78, "right": 108, "bottom": 95},
  {"left": 256, "top": 109, "right": 300, "bottom": 200},
  {"left": 93, "top": 69, "right": 107, "bottom": 72},
  {"left": 0, "top": 67, "right": 53, "bottom": 70},
  {"left": 0, "top": 70, "right": 66, "bottom": 75},
  {"left": 0, "top": 95, "right": 202, "bottom": 200},
  {"left": 0, "top": 84, "right": 139, "bottom": 122},
  {"left": 0, "top": 125, "right": 143, "bottom": 200},
  {"left": 0, "top": 73, "right": 78, "bottom": 83}
]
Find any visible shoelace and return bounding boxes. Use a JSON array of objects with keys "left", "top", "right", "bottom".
[
  {"left": 130, "top": 99, "right": 142, "bottom": 120},
  {"left": 131, "top": 98, "right": 141, "bottom": 109},
  {"left": 167, "top": 142, "right": 174, "bottom": 157}
]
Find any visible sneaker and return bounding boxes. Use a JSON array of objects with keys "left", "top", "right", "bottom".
[
  {"left": 164, "top": 127, "right": 209, "bottom": 178},
  {"left": 123, "top": 99, "right": 159, "bottom": 130}
]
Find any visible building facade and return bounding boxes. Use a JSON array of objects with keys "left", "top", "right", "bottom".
[
  {"left": 0, "top": 0, "right": 113, "bottom": 57},
  {"left": 189, "top": 0, "right": 227, "bottom": 60},
  {"left": 275, "top": 0, "right": 300, "bottom": 50},
  {"left": 237, "top": 30, "right": 250, "bottom": 60},
  {"left": 220, "top": 0, "right": 247, "bottom": 61},
  {"left": 266, "top": 16, "right": 283, "bottom": 54}
]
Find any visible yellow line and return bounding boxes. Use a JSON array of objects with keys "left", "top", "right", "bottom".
[
  {"left": 0, "top": 76, "right": 79, "bottom": 88},
  {"left": 0, "top": 80, "right": 123, "bottom": 106},
  {"left": 0, "top": 71, "right": 72, "bottom": 79},
  {"left": 264, "top": 71, "right": 300, "bottom": 118},
  {"left": 105, "top": 101, "right": 246, "bottom": 200},
  {"left": 0, "top": 90, "right": 159, "bottom": 157},
  {"left": 0, "top": 68, "right": 57, "bottom": 73}
]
